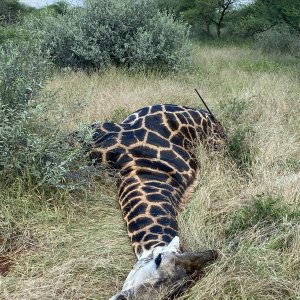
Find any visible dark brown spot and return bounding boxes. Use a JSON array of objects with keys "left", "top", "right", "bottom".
[
  {"left": 144, "top": 241, "right": 161, "bottom": 250},
  {"left": 141, "top": 186, "right": 159, "bottom": 193},
  {"left": 129, "top": 146, "right": 157, "bottom": 159},
  {"left": 136, "top": 245, "right": 142, "bottom": 254},
  {"left": 150, "top": 105, "right": 163, "bottom": 113},
  {"left": 172, "top": 144, "right": 191, "bottom": 160},
  {"left": 105, "top": 147, "right": 126, "bottom": 166},
  {"left": 163, "top": 227, "right": 177, "bottom": 237},
  {"left": 127, "top": 203, "right": 147, "bottom": 221},
  {"left": 116, "top": 153, "right": 132, "bottom": 167},
  {"left": 161, "top": 203, "right": 177, "bottom": 217},
  {"left": 102, "top": 122, "right": 121, "bottom": 132},
  {"left": 189, "top": 110, "right": 201, "bottom": 124},
  {"left": 121, "top": 190, "right": 143, "bottom": 204},
  {"left": 166, "top": 113, "right": 180, "bottom": 131},
  {"left": 146, "top": 193, "right": 169, "bottom": 203},
  {"left": 122, "top": 198, "right": 140, "bottom": 215},
  {"left": 136, "top": 159, "right": 174, "bottom": 174},
  {"left": 170, "top": 132, "right": 185, "bottom": 147},
  {"left": 132, "top": 231, "right": 146, "bottom": 243},
  {"left": 143, "top": 234, "right": 159, "bottom": 242},
  {"left": 176, "top": 113, "right": 188, "bottom": 125},
  {"left": 160, "top": 150, "right": 189, "bottom": 172},
  {"left": 119, "top": 182, "right": 140, "bottom": 198},
  {"left": 162, "top": 235, "right": 172, "bottom": 244},
  {"left": 135, "top": 170, "right": 169, "bottom": 182},
  {"left": 120, "top": 131, "right": 138, "bottom": 147},
  {"left": 138, "top": 107, "right": 150, "bottom": 117},
  {"left": 164, "top": 105, "right": 184, "bottom": 112},
  {"left": 119, "top": 177, "right": 139, "bottom": 195},
  {"left": 127, "top": 118, "right": 143, "bottom": 130},
  {"left": 128, "top": 217, "right": 153, "bottom": 233},
  {"left": 150, "top": 205, "right": 167, "bottom": 217},
  {"left": 146, "top": 132, "right": 170, "bottom": 148},
  {"left": 133, "top": 128, "right": 147, "bottom": 142},
  {"left": 150, "top": 225, "right": 164, "bottom": 234}
]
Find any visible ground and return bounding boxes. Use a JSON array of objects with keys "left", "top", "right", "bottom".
[{"left": 1, "top": 44, "right": 300, "bottom": 299}]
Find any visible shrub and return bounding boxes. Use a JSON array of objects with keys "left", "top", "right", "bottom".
[
  {"left": 219, "top": 97, "right": 254, "bottom": 170},
  {"left": 227, "top": 127, "right": 253, "bottom": 170},
  {"left": 0, "top": 25, "right": 32, "bottom": 44},
  {"left": 0, "top": 40, "right": 50, "bottom": 109},
  {"left": 0, "top": 40, "right": 87, "bottom": 190},
  {"left": 110, "top": 107, "right": 132, "bottom": 123},
  {"left": 0, "top": 40, "right": 47, "bottom": 185},
  {"left": 39, "top": 0, "right": 191, "bottom": 71},
  {"left": 219, "top": 97, "right": 251, "bottom": 122},
  {"left": 255, "top": 25, "right": 300, "bottom": 56},
  {"left": 226, "top": 194, "right": 300, "bottom": 250},
  {"left": 227, "top": 194, "right": 297, "bottom": 234},
  {"left": 0, "top": 0, "right": 33, "bottom": 25}
]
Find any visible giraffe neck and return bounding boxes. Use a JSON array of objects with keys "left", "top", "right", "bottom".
[
  {"left": 88, "top": 104, "right": 227, "bottom": 300},
  {"left": 119, "top": 178, "right": 181, "bottom": 258},
  {"left": 89, "top": 104, "right": 227, "bottom": 257}
]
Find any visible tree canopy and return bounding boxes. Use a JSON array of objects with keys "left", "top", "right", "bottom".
[
  {"left": 0, "top": 0, "right": 34, "bottom": 25},
  {"left": 157, "top": 0, "right": 300, "bottom": 39}
]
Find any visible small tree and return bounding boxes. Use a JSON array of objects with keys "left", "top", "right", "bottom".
[
  {"left": 195, "top": 0, "right": 237, "bottom": 37},
  {"left": 0, "top": 0, "right": 33, "bottom": 25},
  {"left": 166, "top": 0, "right": 237, "bottom": 38},
  {"left": 45, "top": 1, "right": 69, "bottom": 16},
  {"left": 260, "top": 0, "right": 300, "bottom": 34},
  {"left": 232, "top": 0, "right": 300, "bottom": 38}
]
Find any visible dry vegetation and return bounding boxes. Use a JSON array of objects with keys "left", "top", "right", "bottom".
[{"left": 1, "top": 44, "right": 300, "bottom": 300}]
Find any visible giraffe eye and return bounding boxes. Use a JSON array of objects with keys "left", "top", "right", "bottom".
[{"left": 155, "top": 253, "right": 162, "bottom": 268}]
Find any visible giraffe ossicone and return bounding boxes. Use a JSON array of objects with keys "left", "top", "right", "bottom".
[{"left": 87, "top": 104, "right": 227, "bottom": 299}]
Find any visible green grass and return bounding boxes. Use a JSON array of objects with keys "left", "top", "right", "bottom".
[
  {"left": 1, "top": 43, "right": 300, "bottom": 299},
  {"left": 226, "top": 193, "right": 300, "bottom": 252}
]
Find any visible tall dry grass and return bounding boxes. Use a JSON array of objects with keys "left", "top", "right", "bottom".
[{"left": 1, "top": 44, "right": 299, "bottom": 300}]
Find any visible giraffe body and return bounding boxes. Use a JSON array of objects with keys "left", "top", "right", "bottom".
[{"left": 89, "top": 104, "right": 227, "bottom": 299}]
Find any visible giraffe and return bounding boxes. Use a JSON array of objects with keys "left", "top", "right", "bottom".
[{"left": 88, "top": 102, "right": 228, "bottom": 299}]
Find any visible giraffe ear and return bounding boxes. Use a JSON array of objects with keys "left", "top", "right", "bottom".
[{"left": 175, "top": 250, "right": 218, "bottom": 273}]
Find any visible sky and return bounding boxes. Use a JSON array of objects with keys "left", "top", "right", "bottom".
[{"left": 20, "top": 0, "right": 83, "bottom": 8}]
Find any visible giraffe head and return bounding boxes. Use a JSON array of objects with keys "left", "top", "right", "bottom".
[{"left": 110, "top": 237, "right": 218, "bottom": 300}]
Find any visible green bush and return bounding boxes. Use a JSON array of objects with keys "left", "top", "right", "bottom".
[
  {"left": 39, "top": 0, "right": 191, "bottom": 71},
  {"left": 110, "top": 107, "right": 132, "bottom": 123},
  {"left": 0, "top": 40, "right": 87, "bottom": 190},
  {"left": 227, "top": 127, "right": 253, "bottom": 170},
  {"left": 0, "top": 25, "right": 32, "bottom": 44},
  {"left": 219, "top": 97, "right": 254, "bottom": 170},
  {"left": 0, "top": 40, "right": 50, "bottom": 109},
  {"left": 226, "top": 194, "right": 299, "bottom": 235},
  {"left": 0, "top": 0, "right": 34, "bottom": 25},
  {"left": 226, "top": 194, "right": 300, "bottom": 250},
  {"left": 255, "top": 25, "right": 300, "bottom": 56}
]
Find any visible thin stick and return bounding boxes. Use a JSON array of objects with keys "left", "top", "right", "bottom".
[{"left": 194, "top": 88, "right": 214, "bottom": 116}]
